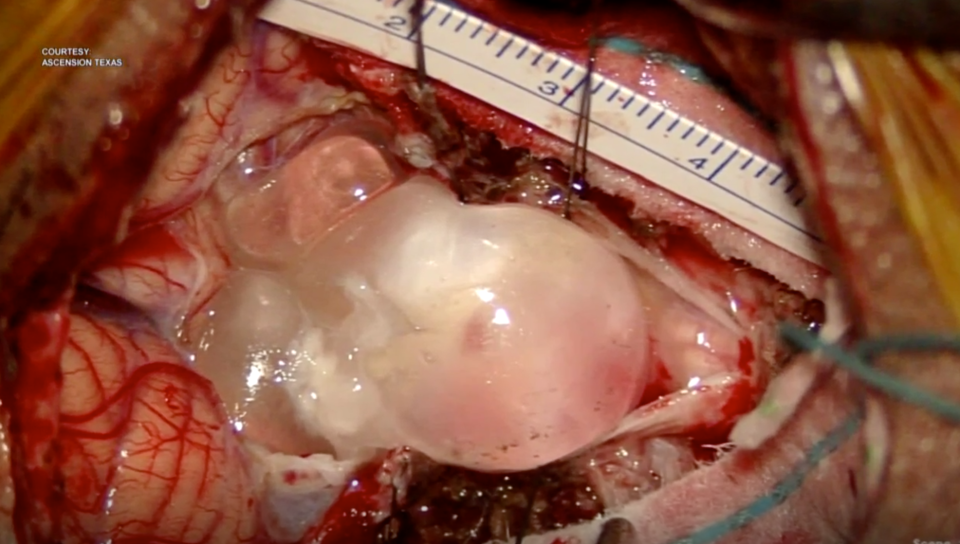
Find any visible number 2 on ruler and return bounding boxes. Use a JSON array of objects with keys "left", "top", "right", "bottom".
[{"left": 384, "top": 15, "right": 407, "bottom": 32}]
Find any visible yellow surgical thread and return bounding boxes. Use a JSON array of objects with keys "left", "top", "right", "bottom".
[
  {"left": 834, "top": 43, "right": 960, "bottom": 328},
  {"left": 0, "top": 0, "right": 118, "bottom": 146}
]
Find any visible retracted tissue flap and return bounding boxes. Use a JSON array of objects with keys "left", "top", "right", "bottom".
[{"left": 296, "top": 176, "right": 652, "bottom": 472}]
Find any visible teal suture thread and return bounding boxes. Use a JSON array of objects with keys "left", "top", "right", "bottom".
[
  {"left": 668, "top": 322, "right": 960, "bottom": 543},
  {"left": 781, "top": 323, "right": 960, "bottom": 424},
  {"left": 667, "top": 406, "right": 863, "bottom": 544},
  {"left": 601, "top": 36, "right": 767, "bottom": 122},
  {"left": 602, "top": 36, "right": 715, "bottom": 87}
]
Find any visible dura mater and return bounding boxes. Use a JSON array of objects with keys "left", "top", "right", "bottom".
[{"left": 2, "top": 2, "right": 867, "bottom": 544}]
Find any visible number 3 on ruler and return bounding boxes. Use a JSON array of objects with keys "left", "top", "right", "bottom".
[
  {"left": 538, "top": 81, "right": 560, "bottom": 96},
  {"left": 383, "top": 15, "right": 407, "bottom": 31}
]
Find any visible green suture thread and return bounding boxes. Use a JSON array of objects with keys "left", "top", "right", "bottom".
[{"left": 779, "top": 322, "right": 960, "bottom": 424}]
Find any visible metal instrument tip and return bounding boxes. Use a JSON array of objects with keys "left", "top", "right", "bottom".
[
  {"left": 563, "top": 1, "right": 600, "bottom": 220},
  {"left": 410, "top": 0, "right": 428, "bottom": 92}
]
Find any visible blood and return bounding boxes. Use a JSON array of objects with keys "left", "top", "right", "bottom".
[
  {"left": 710, "top": 340, "right": 763, "bottom": 435},
  {"left": 3, "top": 299, "right": 70, "bottom": 544},
  {"left": 303, "top": 455, "right": 394, "bottom": 544},
  {"left": 684, "top": 339, "right": 763, "bottom": 443}
]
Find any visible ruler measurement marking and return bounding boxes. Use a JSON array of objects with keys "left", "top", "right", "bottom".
[
  {"left": 769, "top": 172, "right": 784, "bottom": 186},
  {"left": 666, "top": 117, "right": 680, "bottom": 133},
  {"left": 607, "top": 87, "right": 620, "bottom": 102},
  {"left": 561, "top": 65, "right": 575, "bottom": 80},
  {"left": 496, "top": 36, "right": 514, "bottom": 57},
  {"left": 696, "top": 134, "right": 710, "bottom": 147},
  {"left": 261, "top": 0, "right": 823, "bottom": 260},
  {"left": 740, "top": 157, "right": 754, "bottom": 170},
  {"left": 514, "top": 43, "right": 528, "bottom": 59},
  {"left": 711, "top": 141, "right": 724, "bottom": 155},
  {"left": 646, "top": 110, "right": 665, "bottom": 130},
  {"left": 558, "top": 76, "right": 588, "bottom": 108},
  {"left": 531, "top": 51, "right": 544, "bottom": 66},
  {"left": 708, "top": 149, "right": 740, "bottom": 181},
  {"left": 407, "top": 5, "right": 435, "bottom": 38},
  {"left": 681, "top": 125, "right": 696, "bottom": 140},
  {"left": 636, "top": 103, "right": 650, "bottom": 118},
  {"left": 485, "top": 29, "right": 499, "bottom": 45},
  {"left": 620, "top": 95, "right": 634, "bottom": 110}
]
